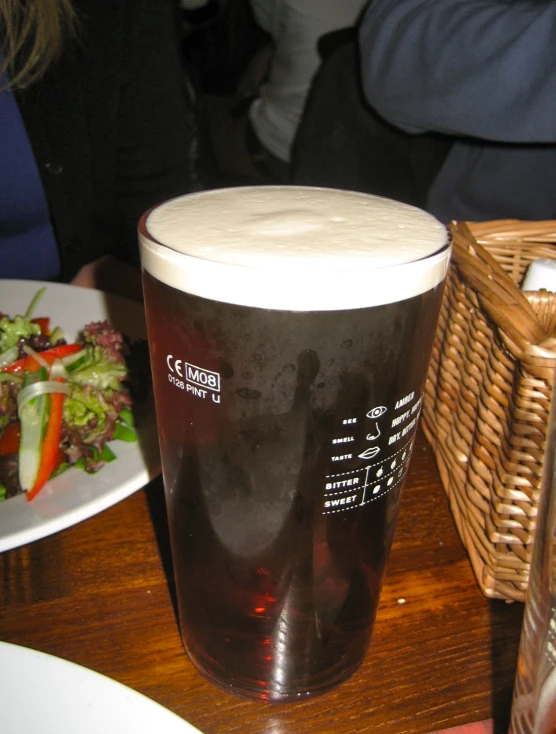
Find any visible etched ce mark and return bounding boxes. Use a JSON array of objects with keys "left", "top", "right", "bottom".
[
  {"left": 358, "top": 405, "right": 387, "bottom": 460},
  {"left": 167, "top": 354, "right": 183, "bottom": 377}
]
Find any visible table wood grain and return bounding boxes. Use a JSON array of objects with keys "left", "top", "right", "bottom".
[{"left": 0, "top": 430, "right": 523, "bottom": 734}]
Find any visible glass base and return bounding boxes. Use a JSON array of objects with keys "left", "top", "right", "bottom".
[{"left": 184, "top": 642, "right": 365, "bottom": 702}]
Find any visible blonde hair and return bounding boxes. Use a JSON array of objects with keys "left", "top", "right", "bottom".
[{"left": 1, "top": 0, "right": 77, "bottom": 89}]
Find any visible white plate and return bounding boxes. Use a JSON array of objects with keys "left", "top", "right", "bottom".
[
  {"left": 0, "top": 641, "right": 203, "bottom": 734},
  {"left": 0, "top": 280, "right": 161, "bottom": 552}
]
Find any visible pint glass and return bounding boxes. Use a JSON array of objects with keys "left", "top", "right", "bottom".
[{"left": 139, "top": 186, "right": 451, "bottom": 701}]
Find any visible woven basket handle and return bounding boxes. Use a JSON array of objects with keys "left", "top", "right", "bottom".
[
  {"left": 450, "top": 221, "right": 549, "bottom": 349},
  {"left": 469, "top": 219, "right": 556, "bottom": 244}
]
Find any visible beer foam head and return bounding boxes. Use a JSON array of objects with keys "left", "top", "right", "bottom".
[{"left": 140, "top": 187, "right": 451, "bottom": 310}]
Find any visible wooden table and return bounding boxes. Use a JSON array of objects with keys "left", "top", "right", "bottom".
[{"left": 0, "top": 430, "right": 523, "bottom": 734}]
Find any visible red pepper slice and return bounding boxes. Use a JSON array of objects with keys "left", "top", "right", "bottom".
[
  {"left": 31, "top": 317, "right": 50, "bottom": 336},
  {"left": 1, "top": 343, "right": 82, "bottom": 375},
  {"left": 0, "top": 422, "right": 21, "bottom": 455},
  {"left": 26, "top": 388, "right": 65, "bottom": 502},
  {"left": 52, "top": 448, "right": 66, "bottom": 474}
]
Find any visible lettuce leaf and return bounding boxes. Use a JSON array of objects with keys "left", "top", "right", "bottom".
[{"left": 0, "top": 316, "right": 41, "bottom": 353}]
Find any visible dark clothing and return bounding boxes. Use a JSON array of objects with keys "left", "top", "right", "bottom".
[
  {"left": 12, "top": 0, "right": 199, "bottom": 282},
  {"left": 359, "top": 0, "right": 556, "bottom": 222},
  {"left": 1, "top": 50, "right": 60, "bottom": 280},
  {"left": 293, "top": 37, "right": 451, "bottom": 211}
]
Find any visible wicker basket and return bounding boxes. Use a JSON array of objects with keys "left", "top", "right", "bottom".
[{"left": 421, "top": 220, "right": 556, "bottom": 602}]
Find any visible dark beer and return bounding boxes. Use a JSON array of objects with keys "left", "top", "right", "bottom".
[{"left": 139, "top": 186, "right": 450, "bottom": 701}]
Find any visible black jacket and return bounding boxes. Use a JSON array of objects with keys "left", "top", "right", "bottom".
[{"left": 14, "top": 0, "right": 199, "bottom": 281}]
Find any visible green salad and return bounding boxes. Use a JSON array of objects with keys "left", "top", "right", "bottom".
[{"left": 0, "top": 288, "right": 144, "bottom": 501}]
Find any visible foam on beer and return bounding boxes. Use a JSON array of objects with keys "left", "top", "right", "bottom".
[{"left": 140, "top": 187, "right": 450, "bottom": 311}]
